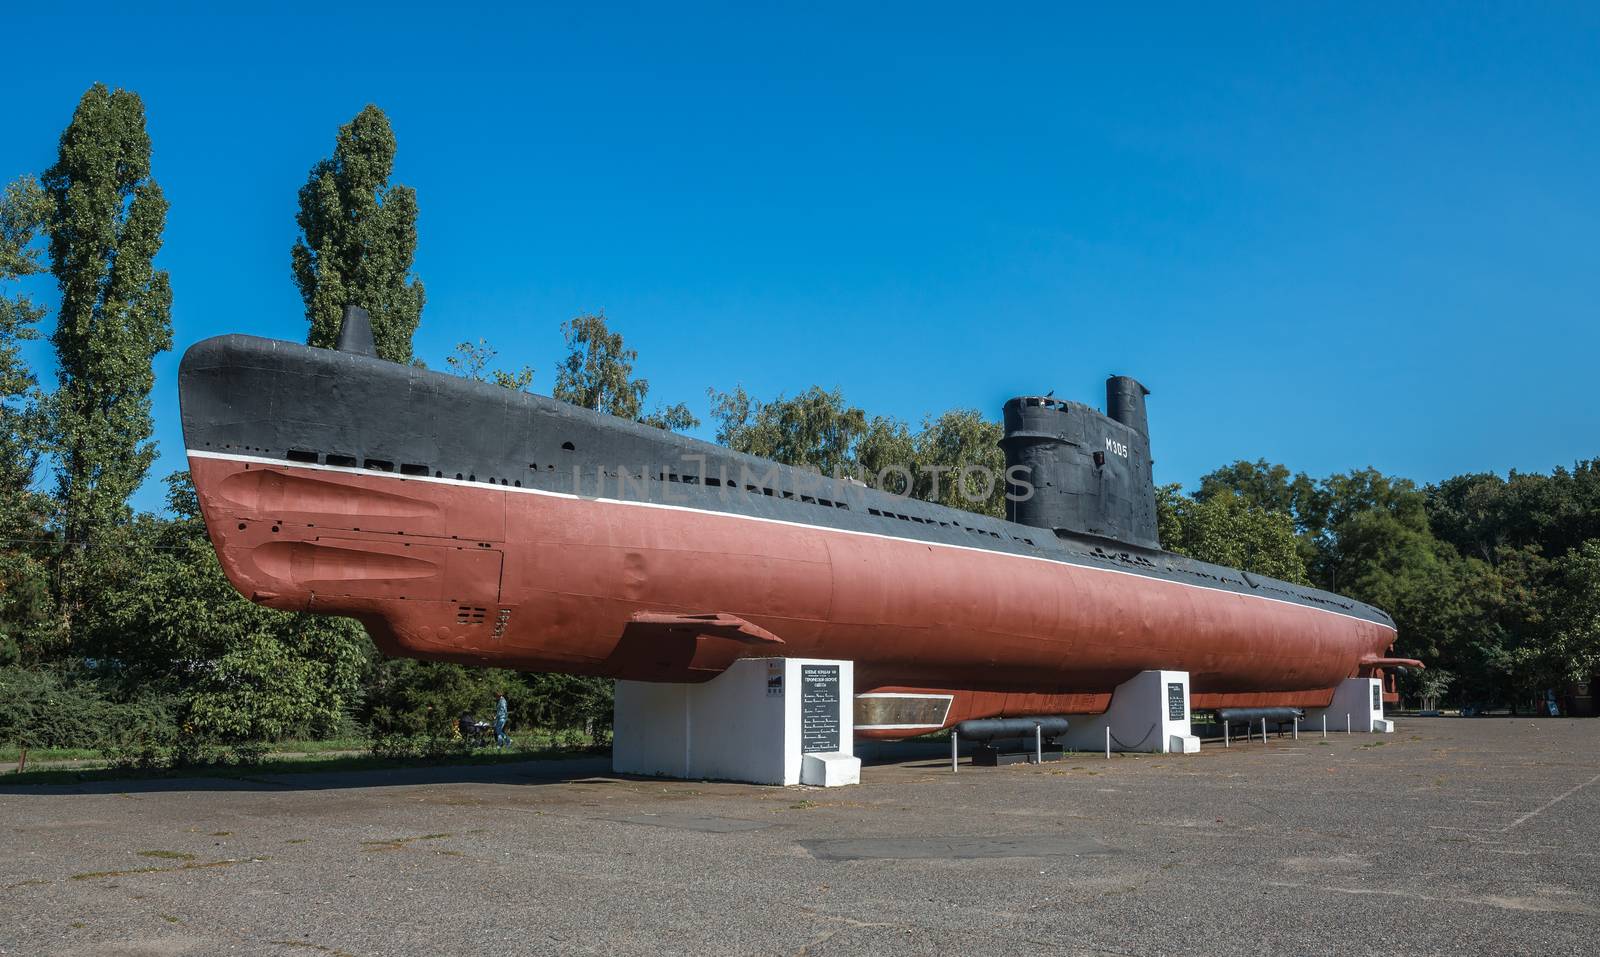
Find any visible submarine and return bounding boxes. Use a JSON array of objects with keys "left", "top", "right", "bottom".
[{"left": 179, "top": 306, "right": 1415, "bottom": 739}]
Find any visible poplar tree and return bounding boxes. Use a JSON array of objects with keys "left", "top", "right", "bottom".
[
  {"left": 42, "top": 85, "right": 172, "bottom": 616},
  {"left": 0, "top": 176, "right": 54, "bottom": 658},
  {"left": 292, "top": 105, "right": 424, "bottom": 362},
  {"left": 0, "top": 176, "right": 49, "bottom": 533}
]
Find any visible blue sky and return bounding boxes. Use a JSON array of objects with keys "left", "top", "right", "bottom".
[{"left": 7, "top": 4, "right": 1599, "bottom": 514}]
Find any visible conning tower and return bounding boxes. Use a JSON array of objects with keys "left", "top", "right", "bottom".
[{"left": 1001, "top": 376, "right": 1158, "bottom": 550}]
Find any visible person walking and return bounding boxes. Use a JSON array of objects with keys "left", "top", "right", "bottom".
[{"left": 494, "top": 691, "right": 511, "bottom": 749}]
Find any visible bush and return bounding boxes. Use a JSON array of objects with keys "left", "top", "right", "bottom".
[
  {"left": 367, "top": 732, "right": 464, "bottom": 761},
  {"left": 361, "top": 659, "right": 614, "bottom": 740},
  {"left": 0, "top": 666, "right": 178, "bottom": 753},
  {"left": 101, "top": 736, "right": 271, "bottom": 771},
  {"left": 229, "top": 740, "right": 270, "bottom": 765}
]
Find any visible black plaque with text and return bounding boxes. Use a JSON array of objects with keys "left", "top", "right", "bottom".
[
  {"left": 801, "top": 665, "right": 841, "bottom": 753},
  {"left": 1167, "top": 682, "right": 1185, "bottom": 721}
]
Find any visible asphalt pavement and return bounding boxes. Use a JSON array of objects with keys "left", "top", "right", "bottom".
[{"left": 2, "top": 717, "right": 1596, "bottom": 956}]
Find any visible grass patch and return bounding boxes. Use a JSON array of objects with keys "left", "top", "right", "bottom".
[
  {"left": 71, "top": 867, "right": 162, "bottom": 880},
  {"left": 262, "top": 737, "right": 369, "bottom": 756},
  {"left": 136, "top": 850, "right": 196, "bottom": 861},
  {"left": 0, "top": 746, "right": 102, "bottom": 763},
  {"left": 70, "top": 858, "right": 254, "bottom": 881},
  {"left": 267, "top": 942, "right": 355, "bottom": 957},
  {"left": 361, "top": 833, "right": 452, "bottom": 852}
]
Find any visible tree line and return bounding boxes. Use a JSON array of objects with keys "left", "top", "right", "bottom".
[{"left": 1, "top": 86, "right": 1595, "bottom": 765}]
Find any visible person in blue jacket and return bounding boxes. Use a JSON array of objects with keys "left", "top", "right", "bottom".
[{"left": 494, "top": 691, "right": 511, "bottom": 748}]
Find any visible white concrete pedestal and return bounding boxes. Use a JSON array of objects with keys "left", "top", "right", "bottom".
[
  {"left": 1059, "top": 670, "right": 1200, "bottom": 754},
  {"left": 613, "top": 658, "right": 857, "bottom": 786},
  {"left": 801, "top": 752, "right": 861, "bottom": 787},
  {"left": 1304, "top": 677, "right": 1392, "bottom": 733}
]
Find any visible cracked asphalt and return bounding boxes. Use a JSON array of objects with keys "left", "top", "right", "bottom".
[{"left": 2, "top": 717, "right": 1596, "bottom": 956}]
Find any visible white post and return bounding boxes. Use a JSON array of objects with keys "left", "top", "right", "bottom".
[
  {"left": 1261, "top": 717, "right": 1267, "bottom": 743},
  {"left": 1293, "top": 716, "right": 1299, "bottom": 740},
  {"left": 1104, "top": 726, "right": 1110, "bottom": 759},
  {"left": 1346, "top": 713, "right": 1351, "bottom": 735},
  {"left": 1321, "top": 714, "right": 1326, "bottom": 738},
  {"left": 1224, "top": 720, "right": 1230, "bottom": 748},
  {"left": 951, "top": 730, "right": 958, "bottom": 773},
  {"left": 1035, "top": 724, "right": 1042, "bottom": 764}
]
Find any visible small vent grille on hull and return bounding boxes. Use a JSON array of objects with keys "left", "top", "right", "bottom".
[{"left": 456, "top": 606, "right": 488, "bottom": 625}]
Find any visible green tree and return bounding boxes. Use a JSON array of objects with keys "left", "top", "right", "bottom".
[
  {"left": 1157, "top": 486, "right": 1310, "bottom": 584},
  {"left": 362, "top": 658, "right": 515, "bottom": 737},
  {"left": 1428, "top": 463, "right": 1600, "bottom": 564},
  {"left": 554, "top": 312, "right": 697, "bottom": 430},
  {"left": 42, "top": 84, "right": 172, "bottom": 628},
  {"left": 1316, "top": 469, "right": 1434, "bottom": 593},
  {"left": 99, "top": 474, "right": 370, "bottom": 741},
  {"left": 1197, "top": 458, "right": 1329, "bottom": 571},
  {"left": 292, "top": 105, "right": 424, "bottom": 362},
  {"left": 0, "top": 177, "right": 49, "bottom": 483},
  {"left": 0, "top": 664, "right": 176, "bottom": 754},
  {"left": 853, "top": 415, "right": 915, "bottom": 493},
  {"left": 710, "top": 386, "right": 1007, "bottom": 515},
  {"left": 911, "top": 409, "right": 1006, "bottom": 516},
  {"left": 519, "top": 671, "right": 614, "bottom": 735},
  {"left": 1548, "top": 540, "right": 1600, "bottom": 684},
  {"left": 1426, "top": 472, "right": 1513, "bottom": 563},
  {"left": 447, "top": 338, "right": 534, "bottom": 392},
  {"left": 0, "top": 176, "right": 55, "bottom": 664},
  {"left": 710, "top": 384, "right": 867, "bottom": 476},
  {"left": 1198, "top": 459, "right": 1307, "bottom": 517}
]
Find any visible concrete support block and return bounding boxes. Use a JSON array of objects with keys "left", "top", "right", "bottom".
[
  {"left": 801, "top": 752, "right": 861, "bottom": 787},
  {"left": 613, "top": 658, "right": 856, "bottom": 786},
  {"left": 1059, "top": 670, "right": 1199, "bottom": 754},
  {"left": 1303, "top": 677, "right": 1391, "bottom": 734}
]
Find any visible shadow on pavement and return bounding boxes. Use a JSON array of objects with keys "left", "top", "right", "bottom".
[
  {"left": 0, "top": 754, "right": 620, "bottom": 796},
  {"left": 3, "top": 738, "right": 991, "bottom": 794}
]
